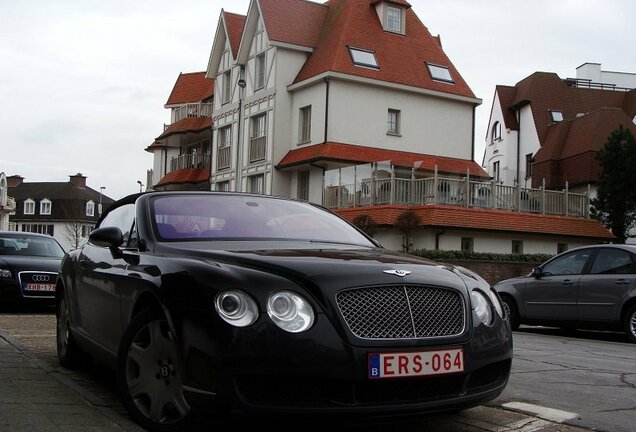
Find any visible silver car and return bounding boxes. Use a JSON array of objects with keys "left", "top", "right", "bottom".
[{"left": 494, "top": 244, "right": 636, "bottom": 343}]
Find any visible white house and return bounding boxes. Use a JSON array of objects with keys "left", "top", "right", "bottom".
[
  {"left": 0, "top": 172, "right": 16, "bottom": 231},
  {"left": 145, "top": 1, "right": 614, "bottom": 253},
  {"left": 482, "top": 65, "right": 636, "bottom": 196}
]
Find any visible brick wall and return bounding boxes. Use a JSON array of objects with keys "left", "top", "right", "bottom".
[{"left": 443, "top": 259, "right": 537, "bottom": 285}]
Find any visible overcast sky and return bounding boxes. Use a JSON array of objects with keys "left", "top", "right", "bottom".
[{"left": 1, "top": 0, "right": 634, "bottom": 200}]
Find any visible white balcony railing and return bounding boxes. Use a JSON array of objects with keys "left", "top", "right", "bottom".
[
  {"left": 324, "top": 168, "right": 590, "bottom": 218},
  {"left": 172, "top": 103, "right": 213, "bottom": 123},
  {"left": 249, "top": 136, "right": 266, "bottom": 163},
  {"left": 217, "top": 146, "right": 231, "bottom": 170},
  {"left": 170, "top": 153, "right": 211, "bottom": 172}
]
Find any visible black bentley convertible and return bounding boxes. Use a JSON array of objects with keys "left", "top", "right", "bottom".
[{"left": 56, "top": 192, "right": 512, "bottom": 431}]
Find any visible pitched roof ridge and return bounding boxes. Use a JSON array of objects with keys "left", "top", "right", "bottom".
[
  {"left": 315, "top": 0, "right": 354, "bottom": 70},
  {"left": 178, "top": 71, "right": 207, "bottom": 76},
  {"left": 223, "top": 11, "right": 247, "bottom": 18}
]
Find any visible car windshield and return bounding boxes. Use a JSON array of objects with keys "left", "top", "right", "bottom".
[
  {"left": 151, "top": 194, "right": 375, "bottom": 247},
  {"left": 0, "top": 235, "right": 65, "bottom": 258}
]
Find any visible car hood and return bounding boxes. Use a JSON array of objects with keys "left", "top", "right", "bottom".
[
  {"left": 0, "top": 255, "right": 62, "bottom": 272},
  {"left": 158, "top": 242, "right": 471, "bottom": 294}
]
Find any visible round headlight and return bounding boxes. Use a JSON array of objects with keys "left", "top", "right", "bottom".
[
  {"left": 267, "top": 291, "right": 314, "bottom": 333},
  {"left": 487, "top": 289, "right": 504, "bottom": 318},
  {"left": 215, "top": 290, "right": 258, "bottom": 327},
  {"left": 471, "top": 290, "right": 493, "bottom": 326}
]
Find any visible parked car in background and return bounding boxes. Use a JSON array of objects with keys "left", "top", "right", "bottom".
[
  {"left": 0, "top": 231, "right": 64, "bottom": 303},
  {"left": 494, "top": 244, "right": 636, "bottom": 343},
  {"left": 56, "top": 192, "right": 512, "bottom": 431}
]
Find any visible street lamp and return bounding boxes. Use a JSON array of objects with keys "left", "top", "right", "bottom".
[
  {"left": 99, "top": 187, "right": 105, "bottom": 215},
  {"left": 137, "top": 180, "right": 144, "bottom": 193}
]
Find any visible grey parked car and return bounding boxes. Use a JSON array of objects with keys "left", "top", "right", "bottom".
[{"left": 494, "top": 244, "right": 636, "bottom": 343}]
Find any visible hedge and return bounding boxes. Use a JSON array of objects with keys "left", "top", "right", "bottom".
[{"left": 410, "top": 249, "right": 553, "bottom": 263}]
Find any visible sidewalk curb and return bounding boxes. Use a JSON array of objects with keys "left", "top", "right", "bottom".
[{"left": 0, "top": 327, "right": 143, "bottom": 432}]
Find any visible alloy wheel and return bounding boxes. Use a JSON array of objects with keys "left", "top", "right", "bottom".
[{"left": 125, "top": 319, "right": 190, "bottom": 425}]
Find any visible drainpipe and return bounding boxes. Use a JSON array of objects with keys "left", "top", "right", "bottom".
[
  {"left": 516, "top": 108, "right": 521, "bottom": 212},
  {"left": 236, "top": 66, "right": 246, "bottom": 192},
  {"left": 323, "top": 77, "right": 330, "bottom": 143}
]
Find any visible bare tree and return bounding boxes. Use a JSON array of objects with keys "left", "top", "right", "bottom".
[
  {"left": 395, "top": 209, "right": 421, "bottom": 253},
  {"left": 352, "top": 214, "right": 377, "bottom": 237},
  {"left": 62, "top": 190, "right": 87, "bottom": 250}
]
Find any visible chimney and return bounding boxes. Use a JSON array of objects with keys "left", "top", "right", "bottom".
[
  {"left": 7, "top": 175, "right": 24, "bottom": 187},
  {"left": 69, "top": 173, "right": 87, "bottom": 188}
]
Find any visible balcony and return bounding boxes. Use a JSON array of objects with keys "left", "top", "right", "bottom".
[
  {"left": 249, "top": 136, "right": 266, "bottom": 163},
  {"left": 172, "top": 102, "right": 213, "bottom": 123},
  {"left": 325, "top": 172, "right": 590, "bottom": 218},
  {"left": 217, "top": 146, "right": 231, "bottom": 170},
  {"left": 170, "top": 153, "right": 211, "bottom": 172}
]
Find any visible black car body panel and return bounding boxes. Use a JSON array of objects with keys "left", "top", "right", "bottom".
[
  {"left": 58, "top": 192, "right": 512, "bottom": 422},
  {"left": 0, "top": 231, "right": 64, "bottom": 302}
]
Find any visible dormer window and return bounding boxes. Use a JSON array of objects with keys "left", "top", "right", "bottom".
[
  {"left": 40, "top": 199, "right": 52, "bottom": 215},
  {"left": 24, "top": 199, "right": 35, "bottom": 215},
  {"left": 86, "top": 200, "right": 95, "bottom": 217},
  {"left": 348, "top": 47, "right": 379, "bottom": 69},
  {"left": 550, "top": 110, "right": 564, "bottom": 122},
  {"left": 386, "top": 6, "right": 402, "bottom": 33},
  {"left": 427, "top": 63, "right": 454, "bottom": 84}
]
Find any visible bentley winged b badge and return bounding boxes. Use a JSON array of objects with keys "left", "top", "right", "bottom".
[{"left": 383, "top": 269, "right": 412, "bottom": 277}]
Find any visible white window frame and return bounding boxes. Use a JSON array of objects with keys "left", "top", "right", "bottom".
[
  {"left": 387, "top": 109, "right": 400, "bottom": 135},
  {"left": 86, "top": 200, "right": 95, "bottom": 217},
  {"left": 222, "top": 70, "right": 231, "bottom": 104},
  {"left": 255, "top": 53, "right": 266, "bottom": 90},
  {"left": 24, "top": 199, "right": 35, "bottom": 215},
  {"left": 550, "top": 110, "right": 564, "bottom": 122},
  {"left": 491, "top": 121, "right": 502, "bottom": 143},
  {"left": 348, "top": 47, "right": 379, "bottom": 69},
  {"left": 426, "top": 63, "right": 455, "bottom": 84},
  {"left": 39, "top": 198, "right": 52, "bottom": 215},
  {"left": 247, "top": 174, "right": 265, "bottom": 195},
  {"left": 297, "top": 171, "right": 310, "bottom": 201},
  {"left": 299, "top": 105, "right": 312, "bottom": 143},
  {"left": 386, "top": 6, "right": 403, "bottom": 33},
  {"left": 493, "top": 161, "right": 500, "bottom": 182}
]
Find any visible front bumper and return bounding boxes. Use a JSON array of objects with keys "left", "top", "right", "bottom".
[
  {"left": 0, "top": 276, "right": 56, "bottom": 302},
  {"left": 174, "top": 310, "right": 513, "bottom": 414}
]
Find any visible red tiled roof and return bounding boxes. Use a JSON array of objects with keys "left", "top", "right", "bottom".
[
  {"left": 277, "top": 142, "right": 489, "bottom": 177},
  {"left": 501, "top": 72, "right": 629, "bottom": 140},
  {"left": 165, "top": 72, "right": 214, "bottom": 106},
  {"left": 495, "top": 85, "right": 519, "bottom": 130},
  {"left": 156, "top": 117, "right": 212, "bottom": 140},
  {"left": 224, "top": 12, "right": 246, "bottom": 58},
  {"left": 145, "top": 141, "right": 167, "bottom": 153},
  {"left": 259, "top": 0, "right": 328, "bottom": 48},
  {"left": 156, "top": 169, "right": 210, "bottom": 187},
  {"left": 335, "top": 205, "right": 614, "bottom": 239},
  {"left": 293, "top": 0, "right": 475, "bottom": 99}
]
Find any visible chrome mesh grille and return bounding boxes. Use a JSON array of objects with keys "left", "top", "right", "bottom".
[{"left": 336, "top": 285, "right": 465, "bottom": 339}]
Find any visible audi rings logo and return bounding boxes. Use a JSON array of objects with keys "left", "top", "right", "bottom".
[{"left": 32, "top": 275, "right": 50, "bottom": 282}]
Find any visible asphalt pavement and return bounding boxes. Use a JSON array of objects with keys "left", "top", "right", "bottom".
[{"left": 0, "top": 309, "right": 597, "bottom": 432}]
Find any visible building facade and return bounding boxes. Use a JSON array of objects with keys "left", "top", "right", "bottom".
[
  {"left": 482, "top": 64, "right": 636, "bottom": 196},
  {"left": 0, "top": 172, "right": 16, "bottom": 231},
  {"left": 7, "top": 174, "right": 115, "bottom": 251},
  {"left": 146, "top": 1, "right": 614, "bottom": 253}
]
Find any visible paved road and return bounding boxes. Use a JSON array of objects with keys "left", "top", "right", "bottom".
[
  {"left": 500, "top": 328, "right": 636, "bottom": 432},
  {"left": 0, "top": 306, "right": 599, "bottom": 432}
]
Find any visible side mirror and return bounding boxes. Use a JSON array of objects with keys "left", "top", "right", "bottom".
[
  {"left": 531, "top": 267, "right": 542, "bottom": 278},
  {"left": 89, "top": 227, "right": 124, "bottom": 249}
]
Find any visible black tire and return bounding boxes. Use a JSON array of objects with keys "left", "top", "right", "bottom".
[
  {"left": 501, "top": 295, "right": 520, "bottom": 331},
  {"left": 116, "top": 308, "right": 192, "bottom": 432},
  {"left": 624, "top": 304, "right": 636, "bottom": 344},
  {"left": 56, "top": 289, "right": 89, "bottom": 369}
]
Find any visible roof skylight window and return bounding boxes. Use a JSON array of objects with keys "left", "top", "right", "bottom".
[
  {"left": 550, "top": 110, "right": 564, "bottom": 122},
  {"left": 426, "top": 63, "right": 454, "bottom": 84},
  {"left": 348, "top": 47, "right": 379, "bottom": 69}
]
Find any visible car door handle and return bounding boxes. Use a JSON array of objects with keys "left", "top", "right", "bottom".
[
  {"left": 615, "top": 279, "right": 630, "bottom": 285},
  {"left": 561, "top": 279, "right": 574, "bottom": 285}
]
